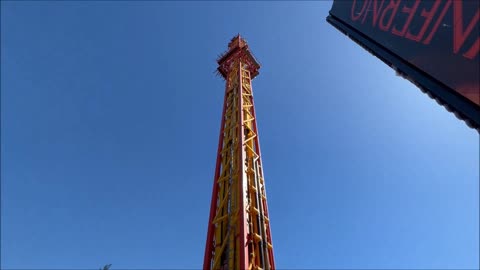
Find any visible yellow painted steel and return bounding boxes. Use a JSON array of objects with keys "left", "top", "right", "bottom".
[
  {"left": 209, "top": 60, "right": 273, "bottom": 270},
  {"left": 211, "top": 62, "right": 240, "bottom": 270},
  {"left": 240, "top": 65, "right": 272, "bottom": 270}
]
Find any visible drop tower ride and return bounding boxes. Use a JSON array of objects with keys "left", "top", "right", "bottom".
[{"left": 203, "top": 35, "right": 275, "bottom": 270}]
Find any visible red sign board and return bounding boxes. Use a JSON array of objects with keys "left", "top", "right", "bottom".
[{"left": 327, "top": 0, "right": 479, "bottom": 129}]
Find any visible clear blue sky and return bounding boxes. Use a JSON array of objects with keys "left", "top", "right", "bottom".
[{"left": 1, "top": 1, "right": 478, "bottom": 269}]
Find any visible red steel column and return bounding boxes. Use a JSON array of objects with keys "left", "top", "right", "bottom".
[{"left": 203, "top": 76, "right": 229, "bottom": 269}]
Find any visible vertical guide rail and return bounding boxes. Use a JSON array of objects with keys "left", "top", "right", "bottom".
[
  {"left": 204, "top": 35, "right": 275, "bottom": 270},
  {"left": 238, "top": 61, "right": 249, "bottom": 270},
  {"left": 240, "top": 64, "right": 275, "bottom": 270},
  {"left": 249, "top": 72, "right": 276, "bottom": 269}
]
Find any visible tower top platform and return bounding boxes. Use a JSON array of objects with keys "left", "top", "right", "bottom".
[{"left": 217, "top": 35, "right": 260, "bottom": 79}]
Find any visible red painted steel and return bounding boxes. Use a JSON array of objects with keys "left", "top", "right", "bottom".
[
  {"left": 204, "top": 35, "right": 275, "bottom": 270},
  {"left": 203, "top": 75, "right": 229, "bottom": 269}
]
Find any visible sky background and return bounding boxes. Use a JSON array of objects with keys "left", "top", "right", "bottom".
[{"left": 1, "top": 1, "right": 479, "bottom": 269}]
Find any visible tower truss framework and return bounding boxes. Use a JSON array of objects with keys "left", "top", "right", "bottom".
[{"left": 203, "top": 35, "right": 275, "bottom": 270}]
